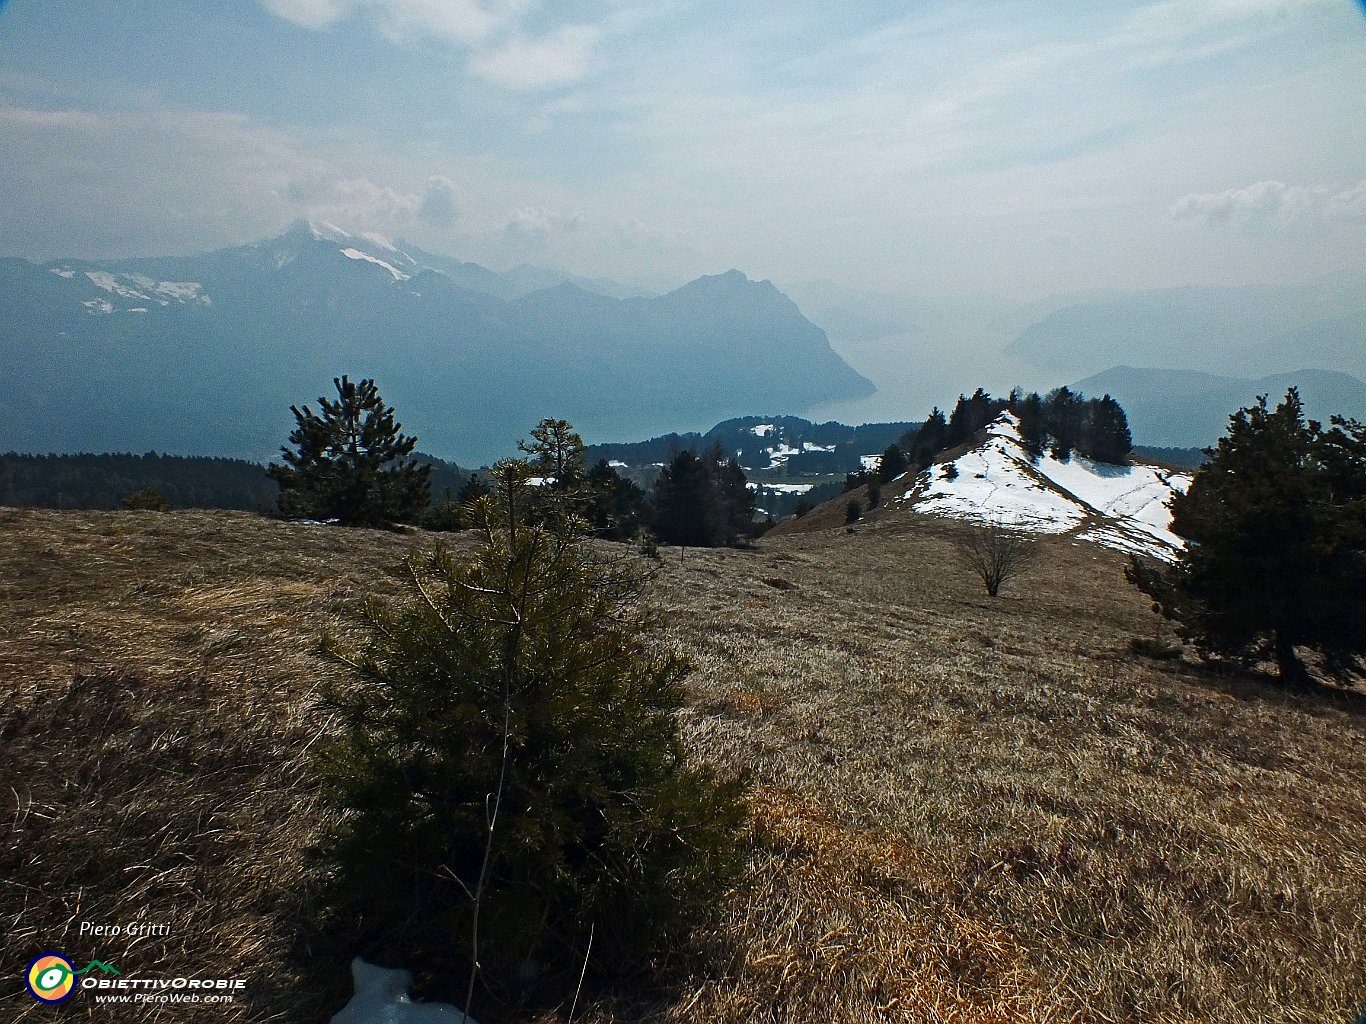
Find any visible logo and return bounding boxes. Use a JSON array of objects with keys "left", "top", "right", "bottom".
[
  {"left": 26, "top": 953, "right": 78, "bottom": 1003},
  {"left": 25, "top": 954, "right": 121, "bottom": 1003}
]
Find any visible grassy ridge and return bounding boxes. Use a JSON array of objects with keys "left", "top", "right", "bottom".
[{"left": 2, "top": 508, "right": 1363, "bottom": 1022}]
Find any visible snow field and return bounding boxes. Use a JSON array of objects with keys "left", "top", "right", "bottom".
[{"left": 904, "top": 413, "right": 1191, "bottom": 561}]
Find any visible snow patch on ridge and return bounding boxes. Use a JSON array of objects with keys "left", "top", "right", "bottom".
[
  {"left": 902, "top": 412, "right": 1191, "bottom": 561},
  {"left": 341, "top": 247, "right": 410, "bottom": 281}
]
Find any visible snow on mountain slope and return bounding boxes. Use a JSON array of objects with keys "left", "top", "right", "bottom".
[
  {"left": 304, "top": 220, "right": 419, "bottom": 269},
  {"left": 896, "top": 413, "right": 1191, "bottom": 560},
  {"left": 51, "top": 268, "right": 213, "bottom": 314},
  {"left": 340, "top": 247, "right": 410, "bottom": 280}
]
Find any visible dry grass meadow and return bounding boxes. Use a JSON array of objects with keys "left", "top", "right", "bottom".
[{"left": 2, "top": 505, "right": 1364, "bottom": 1023}]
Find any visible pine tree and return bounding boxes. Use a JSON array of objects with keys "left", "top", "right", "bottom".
[
  {"left": 908, "top": 407, "right": 949, "bottom": 468},
  {"left": 652, "top": 450, "right": 718, "bottom": 546},
  {"left": 1082, "top": 394, "right": 1133, "bottom": 464},
  {"left": 518, "top": 418, "right": 586, "bottom": 490},
  {"left": 877, "top": 444, "right": 907, "bottom": 483},
  {"left": 457, "top": 472, "right": 491, "bottom": 506},
  {"left": 1046, "top": 386, "right": 1080, "bottom": 461},
  {"left": 947, "top": 389, "right": 1001, "bottom": 447},
  {"left": 713, "top": 454, "right": 756, "bottom": 545},
  {"left": 1013, "top": 391, "right": 1047, "bottom": 455},
  {"left": 843, "top": 468, "right": 870, "bottom": 493},
  {"left": 866, "top": 475, "right": 882, "bottom": 507},
  {"left": 650, "top": 449, "right": 755, "bottom": 547},
  {"left": 1314, "top": 414, "right": 1366, "bottom": 677},
  {"left": 268, "top": 376, "right": 430, "bottom": 526},
  {"left": 1127, "top": 389, "right": 1366, "bottom": 685},
  {"left": 585, "top": 459, "right": 645, "bottom": 540},
  {"left": 312, "top": 462, "right": 748, "bottom": 1008}
]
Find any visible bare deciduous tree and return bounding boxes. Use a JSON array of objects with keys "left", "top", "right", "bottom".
[{"left": 956, "top": 522, "right": 1037, "bottom": 597}]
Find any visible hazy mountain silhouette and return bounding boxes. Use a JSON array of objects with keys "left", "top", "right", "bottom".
[
  {"left": 1072, "top": 365, "right": 1366, "bottom": 447},
  {"left": 0, "top": 223, "right": 872, "bottom": 463},
  {"left": 1009, "top": 278, "right": 1366, "bottom": 380}
]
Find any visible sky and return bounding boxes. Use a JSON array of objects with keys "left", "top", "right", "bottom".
[{"left": 0, "top": 0, "right": 1363, "bottom": 304}]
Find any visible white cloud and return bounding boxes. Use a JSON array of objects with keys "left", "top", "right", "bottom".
[
  {"left": 260, "top": 0, "right": 524, "bottom": 44},
  {"left": 1171, "top": 179, "right": 1366, "bottom": 228},
  {"left": 504, "top": 205, "right": 581, "bottom": 242},
  {"left": 469, "top": 25, "right": 599, "bottom": 91},
  {"left": 0, "top": 102, "right": 473, "bottom": 258},
  {"left": 303, "top": 177, "right": 422, "bottom": 225},
  {"left": 259, "top": 0, "right": 349, "bottom": 31},
  {"left": 258, "top": 1, "right": 598, "bottom": 90}
]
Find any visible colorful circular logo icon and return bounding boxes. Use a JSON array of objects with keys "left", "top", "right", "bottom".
[{"left": 26, "top": 953, "right": 77, "bottom": 1003}]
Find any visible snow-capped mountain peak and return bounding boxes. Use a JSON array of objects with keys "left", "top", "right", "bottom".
[{"left": 276, "top": 220, "right": 422, "bottom": 278}]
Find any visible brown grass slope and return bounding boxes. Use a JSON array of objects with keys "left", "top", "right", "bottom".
[{"left": 2, "top": 507, "right": 1364, "bottom": 1023}]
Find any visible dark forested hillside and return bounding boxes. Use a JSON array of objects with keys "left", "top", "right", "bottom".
[
  {"left": 0, "top": 451, "right": 470, "bottom": 512},
  {"left": 588, "top": 416, "right": 918, "bottom": 476},
  {"left": 0, "top": 453, "right": 276, "bottom": 510}
]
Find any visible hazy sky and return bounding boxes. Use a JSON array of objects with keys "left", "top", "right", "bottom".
[{"left": 1, "top": 0, "right": 1363, "bottom": 299}]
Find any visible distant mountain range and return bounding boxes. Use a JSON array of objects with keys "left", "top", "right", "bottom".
[
  {"left": 1008, "top": 277, "right": 1366, "bottom": 380},
  {"left": 1071, "top": 366, "right": 1366, "bottom": 447},
  {"left": 0, "top": 221, "right": 872, "bottom": 463}
]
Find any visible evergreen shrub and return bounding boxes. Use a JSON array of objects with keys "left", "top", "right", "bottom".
[{"left": 311, "top": 462, "right": 748, "bottom": 1010}]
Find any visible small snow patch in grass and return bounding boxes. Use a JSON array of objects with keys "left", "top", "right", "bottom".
[{"left": 330, "top": 958, "right": 476, "bottom": 1024}]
